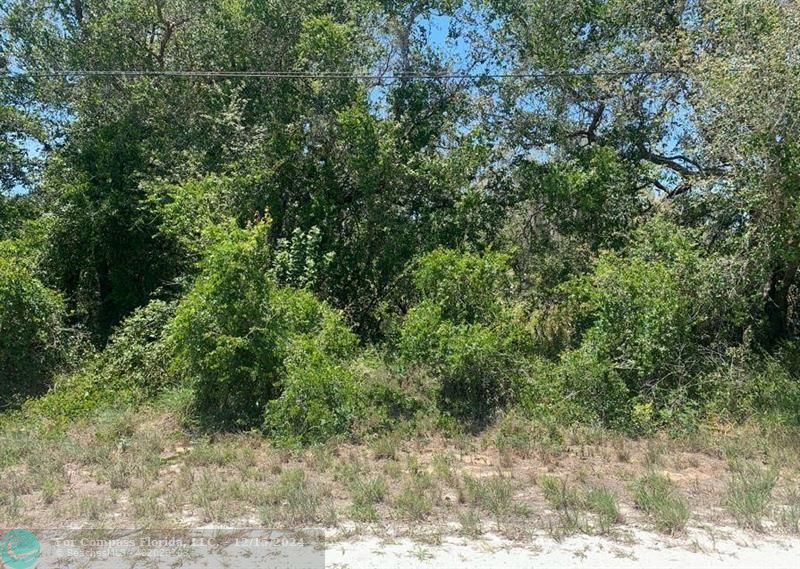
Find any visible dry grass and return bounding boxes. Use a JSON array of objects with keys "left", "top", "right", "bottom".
[{"left": 2, "top": 406, "right": 800, "bottom": 543}]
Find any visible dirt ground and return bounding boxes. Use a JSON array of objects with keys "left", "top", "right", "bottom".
[{"left": 3, "top": 409, "right": 800, "bottom": 567}]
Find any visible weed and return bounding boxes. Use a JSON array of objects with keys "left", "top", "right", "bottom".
[
  {"left": 394, "top": 472, "right": 435, "bottom": 520},
  {"left": 431, "top": 452, "right": 457, "bottom": 484},
  {"left": 77, "top": 496, "right": 107, "bottom": 521},
  {"left": 193, "top": 472, "right": 224, "bottom": 523},
  {"left": 633, "top": 472, "right": 690, "bottom": 534},
  {"left": 585, "top": 486, "right": 622, "bottom": 533},
  {"left": 40, "top": 479, "right": 61, "bottom": 505},
  {"left": 725, "top": 462, "right": 776, "bottom": 531},
  {"left": 463, "top": 475, "right": 517, "bottom": 519},
  {"left": 350, "top": 475, "right": 387, "bottom": 508},
  {"left": 371, "top": 432, "right": 402, "bottom": 460},
  {"left": 539, "top": 475, "right": 583, "bottom": 511},
  {"left": 458, "top": 509, "right": 483, "bottom": 537},
  {"left": 779, "top": 488, "right": 800, "bottom": 533},
  {"left": 265, "top": 468, "right": 324, "bottom": 524}
]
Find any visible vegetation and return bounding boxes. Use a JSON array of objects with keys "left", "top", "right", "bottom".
[
  {"left": 725, "top": 462, "right": 777, "bottom": 531},
  {"left": 632, "top": 472, "right": 691, "bottom": 534},
  {"left": 0, "top": 240, "right": 72, "bottom": 405},
  {"left": 1, "top": 0, "right": 800, "bottom": 539}
]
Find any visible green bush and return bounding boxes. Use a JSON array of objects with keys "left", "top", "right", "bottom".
[
  {"left": 167, "top": 219, "right": 357, "bottom": 430},
  {"left": 94, "top": 299, "right": 177, "bottom": 397},
  {"left": 0, "top": 246, "right": 67, "bottom": 404},
  {"left": 271, "top": 226, "right": 334, "bottom": 290},
  {"left": 409, "top": 248, "right": 513, "bottom": 323},
  {"left": 346, "top": 349, "right": 434, "bottom": 435},
  {"left": 25, "top": 298, "right": 177, "bottom": 421},
  {"left": 397, "top": 249, "right": 531, "bottom": 424},
  {"left": 703, "top": 344, "right": 800, "bottom": 426},
  {"left": 556, "top": 219, "right": 739, "bottom": 429},
  {"left": 567, "top": 253, "right": 695, "bottom": 388},
  {"left": 264, "top": 340, "right": 363, "bottom": 445}
]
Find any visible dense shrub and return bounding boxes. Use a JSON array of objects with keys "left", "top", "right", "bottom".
[
  {"left": 264, "top": 340, "right": 363, "bottom": 445},
  {"left": 400, "top": 310, "right": 528, "bottom": 422},
  {"left": 0, "top": 244, "right": 67, "bottom": 404},
  {"left": 397, "top": 249, "right": 532, "bottom": 424},
  {"left": 271, "top": 226, "right": 334, "bottom": 290},
  {"left": 409, "top": 248, "right": 513, "bottom": 323},
  {"left": 167, "top": 219, "right": 357, "bottom": 430},
  {"left": 41, "top": 179, "right": 178, "bottom": 340},
  {"left": 26, "top": 298, "right": 177, "bottom": 420},
  {"left": 702, "top": 343, "right": 800, "bottom": 426},
  {"left": 556, "top": 218, "right": 760, "bottom": 430}
]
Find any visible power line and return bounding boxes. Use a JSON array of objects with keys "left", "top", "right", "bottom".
[{"left": 4, "top": 68, "right": 688, "bottom": 81}]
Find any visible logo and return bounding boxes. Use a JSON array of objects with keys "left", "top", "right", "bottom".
[{"left": 0, "top": 529, "right": 40, "bottom": 569}]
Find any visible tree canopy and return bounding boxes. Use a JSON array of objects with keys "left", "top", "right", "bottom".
[{"left": 1, "top": 0, "right": 798, "bottom": 433}]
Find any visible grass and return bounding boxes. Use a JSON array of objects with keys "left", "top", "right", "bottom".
[
  {"left": 458, "top": 509, "right": 483, "bottom": 537},
  {"left": 725, "top": 462, "right": 777, "bottom": 531},
  {"left": 462, "top": 475, "right": 519, "bottom": 520},
  {"left": 0, "top": 474, "right": 28, "bottom": 522},
  {"left": 77, "top": 495, "right": 108, "bottom": 521},
  {"left": 131, "top": 488, "right": 167, "bottom": 523},
  {"left": 632, "top": 472, "right": 690, "bottom": 534},
  {"left": 4, "top": 395, "right": 800, "bottom": 542},
  {"left": 193, "top": 471, "right": 225, "bottom": 522},
  {"left": 347, "top": 471, "right": 387, "bottom": 522},
  {"left": 431, "top": 452, "right": 457, "bottom": 484},
  {"left": 539, "top": 475, "right": 585, "bottom": 537},
  {"left": 40, "top": 478, "right": 61, "bottom": 505},
  {"left": 350, "top": 475, "right": 387, "bottom": 507},
  {"left": 779, "top": 487, "right": 800, "bottom": 534},
  {"left": 539, "top": 475, "right": 583, "bottom": 510},
  {"left": 395, "top": 484, "right": 434, "bottom": 520},
  {"left": 394, "top": 469, "right": 436, "bottom": 520},
  {"left": 585, "top": 486, "right": 623, "bottom": 533},
  {"left": 537, "top": 474, "right": 621, "bottom": 536},
  {"left": 264, "top": 468, "right": 325, "bottom": 525},
  {"left": 371, "top": 432, "right": 402, "bottom": 461}
]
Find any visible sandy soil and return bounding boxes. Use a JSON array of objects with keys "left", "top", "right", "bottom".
[{"left": 326, "top": 528, "right": 800, "bottom": 569}]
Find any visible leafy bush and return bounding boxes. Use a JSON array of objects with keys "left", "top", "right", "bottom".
[
  {"left": 397, "top": 249, "right": 532, "bottom": 424},
  {"left": 409, "top": 248, "right": 513, "bottom": 323},
  {"left": 0, "top": 245, "right": 67, "bottom": 404},
  {"left": 347, "top": 349, "right": 434, "bottom": 435},
  {"left": 556, "top": 218, "right": 751, "bottom": 429},
  {"left": 167, "top": 219, "right": 357, "bottom": 430},
  {"left": 25, "top": 299, "right": 177, "bottom": 421},
  {"left": 94, "top": 299, "right": 177, "bottom": 396},
  {"left": 703, "top": 343, "right": 800, "bottom": 426},
  {"left": 566, "top": 252, "right": 695, "bottom": 390},
  {"left": 264, "top": 340, "right": 363, "bottom": 445},
  {"left": 271, "top": 226, "right": 334, "bottom": 290},
  {"left": 548, "top": 346, "right": 631, "bottom": 427}
]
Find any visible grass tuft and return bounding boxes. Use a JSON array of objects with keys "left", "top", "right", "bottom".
[
  {"left": 264, "top": 468, "right": 325, "bottom": 525},
  {"left": 585, "top": 486, "right": 623, "bottom": 533},
  {"left": 632, "top": 472, "right": 690, "bottom": 534},
  {"left": 779, "top": 488, "right": 800, "bottom": 534},
  {"left": 463, "top": 475, "right": 519, "bottom": 520},
  {"left": 725, "top": 462, "right": 776, "bottom": 531}
]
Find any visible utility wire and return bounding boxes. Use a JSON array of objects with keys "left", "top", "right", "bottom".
[{"left": 4, "top": 68, "right": 688, "bottom": 81}]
